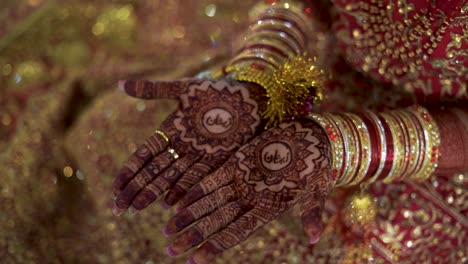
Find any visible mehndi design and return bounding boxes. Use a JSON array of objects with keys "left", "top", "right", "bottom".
[
  {"left": 112, "top": 78, "right": 261, "bottom": 214},
  {"left": 163, "top": 120, "right": 333, "bottom": 264}
]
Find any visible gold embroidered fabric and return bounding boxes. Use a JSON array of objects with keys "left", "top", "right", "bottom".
[{"left": 332, "top": 0, "right": 468, "bottom": 102}]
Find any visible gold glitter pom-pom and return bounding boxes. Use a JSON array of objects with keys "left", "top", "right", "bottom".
[
  {"left": 264, "top": 56, "right": 325, "bottom": 127},
  {"left": 230, "top": 55, "right": 325, "bottom": 128}
]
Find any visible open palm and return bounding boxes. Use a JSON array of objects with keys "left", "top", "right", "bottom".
[
  {"left": 163, "top": 121, "right": 333, "bottom": 264},
  {"left": 112, "top": 78, "right": 261, "bottom": 214}
]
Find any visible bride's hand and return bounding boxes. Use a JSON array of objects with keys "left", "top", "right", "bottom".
[
  {"left": 112, "top": 78, "right": 261, "bottom": 215},
  {"left": 163, "top": 121, "right": 333, "bottom": 263}
]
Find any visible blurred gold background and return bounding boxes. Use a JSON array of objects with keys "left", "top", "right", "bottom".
[
  {"left": 3, "top": 1, "right": 346, "bottom": 263},
  {"left": 0, "top": 1, "right": 299, "bottom": 263},
  {"left": 6, "top": 1, "right": 462, "bottom": 263}
]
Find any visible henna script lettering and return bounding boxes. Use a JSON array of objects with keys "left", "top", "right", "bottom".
[
  {"left": 202, "top": 108, "right": 234, "bottom": 134},
  {"left": 206, "top": 114, "right": 233, "bottom": 129},
  {"left": 260, "top": 142, "right": 292, "bottom": 171},
  {"left": 263, "top": 150, "right": 290, "bottom": 165}
]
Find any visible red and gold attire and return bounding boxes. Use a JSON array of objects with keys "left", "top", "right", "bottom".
[
  {"left": 0, "top": 0, "right": 466, "bottom": 263},
  {"left": 324, "top": 0, "right": 467, "bottom": 262}
]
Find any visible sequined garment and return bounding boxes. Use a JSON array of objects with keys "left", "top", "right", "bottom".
[
  {"left": 0, "top": 0, "right": 466, "bottom": 263},
  {"left": 332, "top": 0, "right": 468, "bottom": 103}
]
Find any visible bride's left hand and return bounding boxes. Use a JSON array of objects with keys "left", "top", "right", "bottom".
[{"left": 163, "top": 120, "right": 333, "bottom": 264}]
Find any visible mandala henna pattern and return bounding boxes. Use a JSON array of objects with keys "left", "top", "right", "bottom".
[
  {"left": 165, "top": 120, "right": 333, "bottom": 264},
  {"left": 236, "top": 122, "right": 322, "bottom": 195},
  {"left": 113, "top": 78, "right": 261, "bottom": 213},
  {"left": 174, "top": 80, "right": 259, "bottom": 154}
]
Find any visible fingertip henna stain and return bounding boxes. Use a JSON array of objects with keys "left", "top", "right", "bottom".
[
  {"left": 166, "top": 209, "right": 195, "bottom": 235},
  {"left": 166, "top": 246, "right": 177, "bottom": 257},
  {"left": 128, "top": 206, "right": 138, "bottom": 215},
  {"left": 165, "top": 185, "right": 187, "bottom": 206},
  {"left": 112, "top": 167, "right": 133, "bottom": 193},
  {"left": 162, "top": 227, "right": 171, "bottom": 238},
  {"left": 112, "top": 206, "right": 124, "bottom": 216},
  {"left": 121, "top": 80, "right": 135, "bottom": 95},
  {"left": 169, "top": 228, "right": 204, "bottom": 256},
  {"left": 161, "top": 201, "right": 170, "bottom": 210},
  {"left": 194, "top": 242, "right": 223, "bottom": 264},
  {"left": 115, "top": 181, "right": 142, "bottom": 209},
  {"left": 131, "top": 190, "right": 156, "bottom": 210}
]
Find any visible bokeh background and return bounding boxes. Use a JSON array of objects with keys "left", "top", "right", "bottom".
[
  {"left": 4, "top": 1, "right": 466, "bottom": 263},
  {"left": 0, "top": 1, "right": 325, "bottom": 263}
]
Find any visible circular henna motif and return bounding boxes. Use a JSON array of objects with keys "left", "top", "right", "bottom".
[
  {"left": 259, "top": 142, "right": 292, "bottom": 172},
  {"left": 197, "top": 104, "right": 238, "bottom": 138},
  {"left": 236, "top": 122, "right": 322, "bottom": 193},
  {"left": 174, "top": 80, "right": 260, "bottom": 154},
  {"left": 202, "top": 107, "right": 234, "bottom": 134}
]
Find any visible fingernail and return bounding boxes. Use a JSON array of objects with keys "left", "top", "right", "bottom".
[
  {"left": 162, "top": 227, "right": 171, "bottom": 238},
  {"left": 161, "top": 201, "right": 170, "bottom": 210},
  {"left": 187, "top": 257, "right": 196, "bottom": 264},
  {"left": 117, "top": 80, "right": 125, "bottom": 92},
  {"left": 309, "top": 235, "right": 320, "bottom": 244},
  {"left": 166, "top": 246, "right": 177, "bottom": 257},
  {"left": 112, "top": 206, "right": 124, "bottom": 216},
  {"left": 165, "top": 197, "right": 176, "bottom": 207},
  {"left": 128, "top": 206, "right": 138, "bottom": 215}
]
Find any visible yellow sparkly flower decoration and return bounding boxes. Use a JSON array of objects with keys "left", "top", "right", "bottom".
[{"left": 230, "top": 55, "right": 325, "bottom": 128}]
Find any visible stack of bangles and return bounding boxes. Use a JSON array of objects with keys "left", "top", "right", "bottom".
[
  {"left": 308, "top": 106, "right": 441, "bottom": 187},
  {"left": 224, "top": 0, "right": 325, "bottom": 128},
  {"left": 224, "top": 1, "right": 441, "bottom": 186}
]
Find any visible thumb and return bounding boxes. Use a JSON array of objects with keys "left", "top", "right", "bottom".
[
  {"left": 118, "top": 79, "right": 189, "bottom": 100},
  {"left": 301, "top": 196, "right": 326, "bottom": 245}
]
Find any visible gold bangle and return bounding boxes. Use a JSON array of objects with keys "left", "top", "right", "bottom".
[
  {"left": 338, "top": 114, "right": 361, "bottom": 186},
  {"left": 397, "top": 110, "right": 420, "bottom": 179},
  {"left": 243, "top": 35, "right": 297, "bottom": 58},
  {"left": 332, "top": 114, "right": 358, "bottom": 186},
  {"left": 407, "top": 106, "right": 440, "bottom": 181},
  {"left": 380, "top": 112, "right": 405, "bottom": 183},
  {"left": 364, "top": 111, "right": 387, "bottom": 184},
  {"left": 387, "top": 110, "right": 411, "bottom": 182},
  {"left": 154, "top": 130, "right": 169, "bottom": 144},
  {"left": 346, "top": 113, "right": 372, "bottom": 186},
  {"left": 403, "top": 108, "right": 426, "bottom": 180},
  {"left": 231, "top": 48, "right": 285, "bottom": 69},
  {"left": 308, "top": 113, "right": 345, "bottom": 185},
  {"left": 245, "top": 30, "right": 302, "bottom": 54}
]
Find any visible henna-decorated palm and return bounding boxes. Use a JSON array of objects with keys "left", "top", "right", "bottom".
[
  {"left": 112, "top": 78, "right": 261, "bottom": 215},
  {"left": 163, "top": 121, "right": 333, "bottom": 264}
]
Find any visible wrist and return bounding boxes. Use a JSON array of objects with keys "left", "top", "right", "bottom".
[
  {"left": 224, "top": 1, "right": 325, "bottom": 128},
  {"left": 308, "top": 105, "right": 442, "bottom": 187},
  {"left": 432, "top": 107, "right": 468, "bottom": 174}
]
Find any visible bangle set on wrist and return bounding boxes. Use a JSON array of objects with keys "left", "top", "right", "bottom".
[
  {"left": 308, "top": 106, "right": 441, "bottom": 186},
  {"left": 223, "top": 1, "right": 441, "bottom": 184},
  {"left": 225, "top": 0, "right": 325, "bottom": 128}
]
